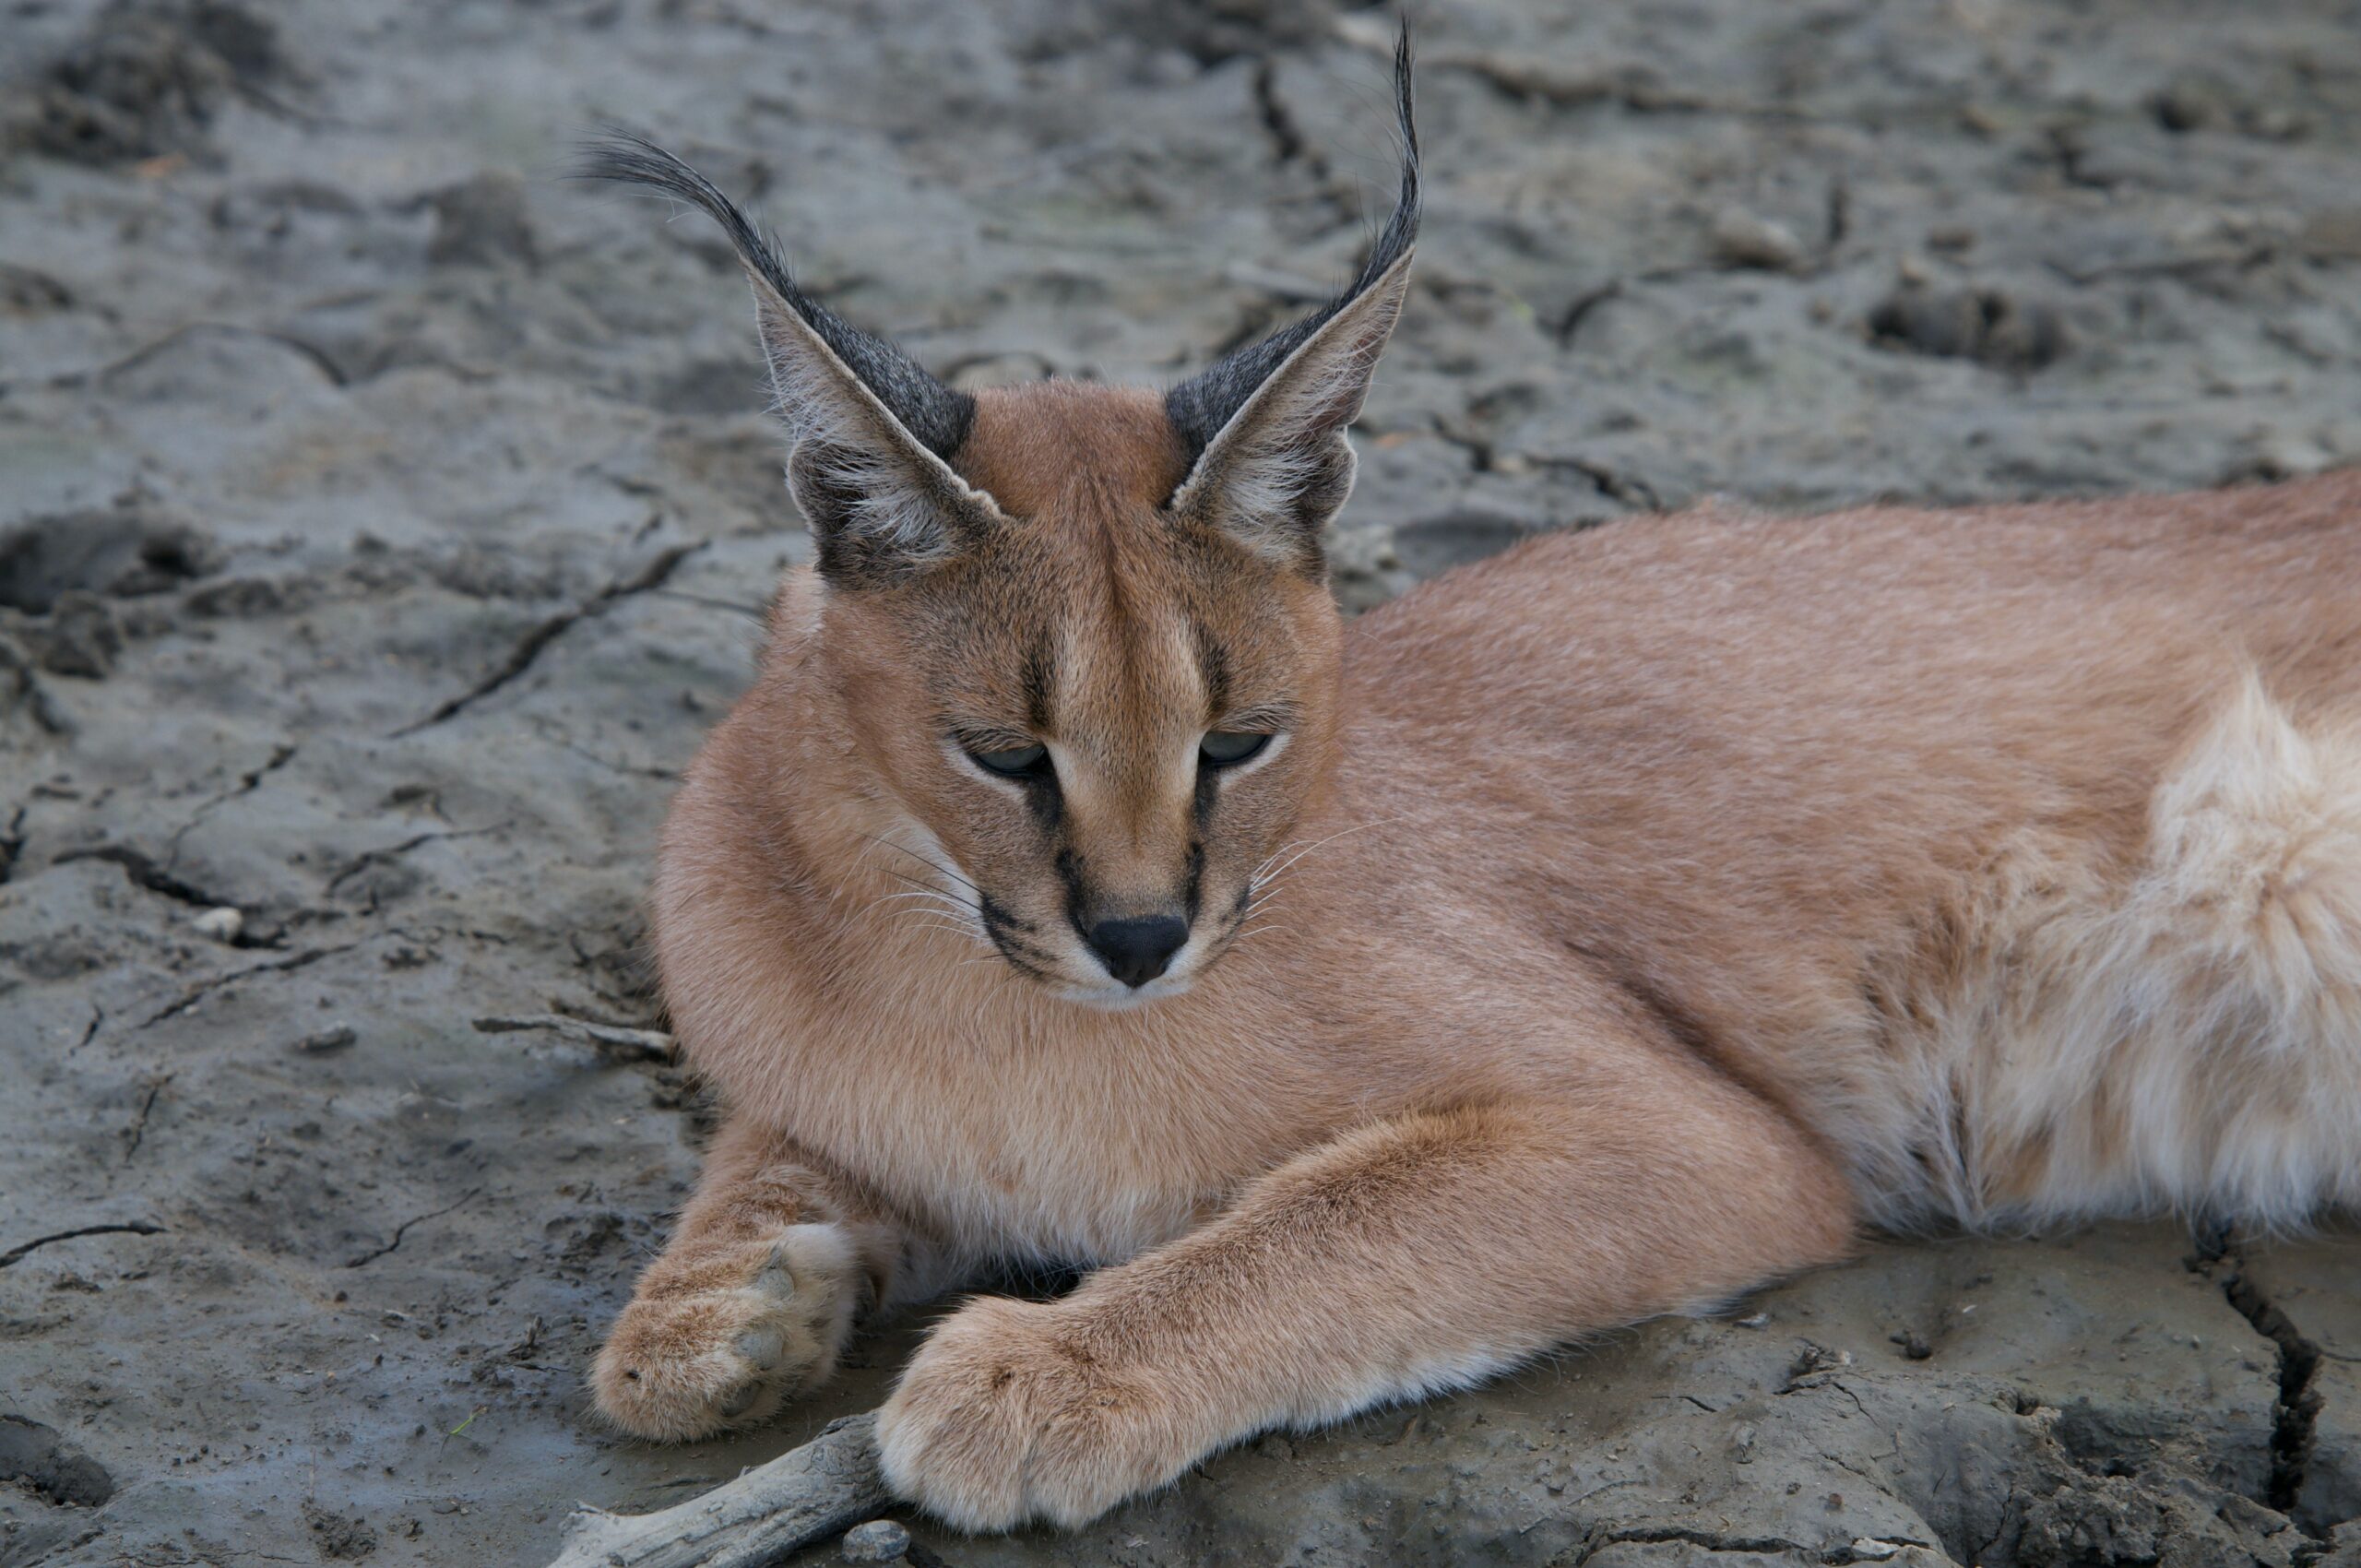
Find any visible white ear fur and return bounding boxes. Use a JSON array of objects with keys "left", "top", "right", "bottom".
[
  {"left": 751, "top": 286, "right": 1004, "bottom": 582},
  {"left": 1169, "top": 250, "right": 1414, "bottom": 568}
]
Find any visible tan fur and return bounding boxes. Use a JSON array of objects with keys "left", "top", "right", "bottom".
[{"left": 588, "top": 376, "right": 2361, "bottom": 1525}]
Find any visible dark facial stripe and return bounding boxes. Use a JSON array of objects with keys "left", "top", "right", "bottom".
[
  {"left": 1192, "top": 619, "right": 1231, "bottom": 718},
  {"left": 1024, "top": 773, "right": 1062, "bottom": 832},
  {"left": 979, "top": 895, "right": 1056, "bottom": 979},
  {"left": 1054, "top": 847, "right": 1088, "bottom": 932},
  {"left": 978, "top": 893, "right": 1038, "bottom": 937},
  {"left": 1182, "top": 839, "right": 1204, "bottom": 925},
  {"left": 1021, "top": 635, "right": 1055, "bottom": 734}
]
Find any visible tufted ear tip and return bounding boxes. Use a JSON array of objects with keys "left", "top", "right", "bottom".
[
  {"left": 1164, "top": 18, "right": 1418, "bottom": 464},
  {"left": 1167, "top": 249, "right": 1413, "bottom": 572},
  {"left": 585, "top": 130, "right": 998, "bottom": 584},
  {"left": 1158, "top": 21, "right": 1418, "bottom": 568}
]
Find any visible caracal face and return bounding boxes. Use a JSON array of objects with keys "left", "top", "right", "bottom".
[
  {"left": 587, "top": 56, "right": 1408, "bottom": 1011},
  {"left": 821, "top": 389, "right": 1345, "bottom": 1007}
]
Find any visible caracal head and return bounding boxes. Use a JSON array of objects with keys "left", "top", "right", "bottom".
[{"left": 586, "top": 31, "right": 1418, "bottom": 1005}]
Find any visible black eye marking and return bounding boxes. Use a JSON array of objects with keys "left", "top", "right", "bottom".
[
  {"left": 1199, "top": 731, "right": 1272, "bottom": 767},
  {"left": 1024, "top": 771, "right": 1063, "bottom": 831}
]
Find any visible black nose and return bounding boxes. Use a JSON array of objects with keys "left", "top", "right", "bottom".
[{"left": 1085, "top": 915, "right": 1189, "bottom": 988}]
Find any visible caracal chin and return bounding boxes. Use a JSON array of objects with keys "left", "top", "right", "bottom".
[{"left": 580, "top": 31, "right": 2361, "bottom": 1530}]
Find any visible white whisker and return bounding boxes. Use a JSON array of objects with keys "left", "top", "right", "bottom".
[
  {"left": 857, "top": 831, "right": 982, "bottom": 895},
  {"left": 1256, "top": 817, "right": 1406, "bottom": 888}
]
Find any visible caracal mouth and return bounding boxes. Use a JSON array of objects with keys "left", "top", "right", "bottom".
[{"left": 1055, "top": 973, "right": 1196, "bottom": 1011}]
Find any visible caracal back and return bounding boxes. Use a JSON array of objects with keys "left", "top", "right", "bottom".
[{"left": 1343, "top": 471, "right": 2361, "bottom": 1232}]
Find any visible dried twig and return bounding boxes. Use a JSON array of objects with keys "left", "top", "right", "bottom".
[
  {"left": 545, "top": 1412, "right": 890, "bottom": 1568},
  {"left": 472, "top": 1013, "right": 675, "bottom": 1062}
]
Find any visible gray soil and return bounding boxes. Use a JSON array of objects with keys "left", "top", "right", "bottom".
[{"left": 3, "top": 0, "right": 2359, "bottom": 1564}]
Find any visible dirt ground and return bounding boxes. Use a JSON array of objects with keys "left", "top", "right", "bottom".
[{"left": 5, "top": 0, "right": 2360, "bottom": 1564}]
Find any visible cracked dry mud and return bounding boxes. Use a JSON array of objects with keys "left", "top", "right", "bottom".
[{"left": 3, "top": 0, "right": 2359, "bottom": 1564}]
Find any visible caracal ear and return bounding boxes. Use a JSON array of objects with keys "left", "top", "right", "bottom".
[
  {"left": 1164, "top": 21, "right": 1419, "bottom": 574},
  {"left": 578, "top": 136, "right": 1004, "bottom": 587}
]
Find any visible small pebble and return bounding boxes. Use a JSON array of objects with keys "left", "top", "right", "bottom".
[
  {"left": 192, "top": 907, "right": 244, "bottom": 943},
  {"left": 841, "top": 1518, "right": 910, "bottom": 1562},
  {"left": 292, "top": 1024, "right": 356, "bottom": 1054},
  {"left": 1735, "top": 1312, "right": 1770, "bottom": 1329},
  {"left": 1710, "top": 208, "right": 1806, "bottom": 271}
]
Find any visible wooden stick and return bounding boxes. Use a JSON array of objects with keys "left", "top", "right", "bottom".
[
  {"left": 545, "top": 1413, "right": 891, "bottom": 1568},
  {"left": 472, "top": 1013, "right": 675, "bottom": 1062}
]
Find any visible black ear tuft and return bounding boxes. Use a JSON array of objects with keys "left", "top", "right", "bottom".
[
  {"left": 576, "top": 132, "right": 976, "bottom": 459},
  {"left": 1164, "top": 19, "right": 1419, "bottom": 465}
]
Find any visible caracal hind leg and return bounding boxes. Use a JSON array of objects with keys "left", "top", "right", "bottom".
[
  {"left": 594, "top": 1117, "right": 901, "bottom": 1441},
  {"left": 878, "top": 1037, "right": 1857, "bottom": 1529}
]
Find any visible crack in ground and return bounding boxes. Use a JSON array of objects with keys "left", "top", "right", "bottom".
[
  {"left": 52, "top": 843, "right": 274, "bottom": 944},
  {"left": 342, "top": 1188, "right": 481, "bottom": 1269},
  {"left": 552, "top": 736, "right": 680, "bottom": 782},
  {"left": 1252, "top": 58, "right": 1321, "bottom": 172},
  {"left": 120, "top": 1074, "right": 173, "bottom": 1168},
  {"left": 322, "top": 825, "right": 500, "bottom": 900},
  {"left": 1533, "top": 453, "right": 1666, "bottom": 511},
  {"left": 2218, "top": 1252, "right": 2325, "bottom": 1524},
  {"left": 167, "top": 742, "right": 298, "bottom": 871},
  {"left": 1554, "top": 279, "right": 1624, "bottom": 347},
  {"left": 392, "top": 540, "right": 704, "bottom": 736},
  {"left": 0, "top": 1222, "right": 165, "bottom": 1270},
  {"left": 13, "top": 321, "right": 350, "bottom": 395},
  {"left": 138, "top": 941, "right": 364, "bottom": 1028},
  {"left": 1430, "top": 417, "right": 1497, "bottom": 473},
  {"left": 1548, "top": 259, "right": 1811, "bottom": 354}
]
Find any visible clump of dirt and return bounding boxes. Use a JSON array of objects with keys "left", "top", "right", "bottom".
[
  {"left": 1869, "top": 285, "right": 2070, "bottom": 373},
  {"left": 13, "top": 0, "right": 298, "bottom": 166},
  {"left": 0, "top": 501, "right": 218, "bottom": 613},
  {"left": 303, "top": 1500, "right": 378, "bottom": 1561},
  {"left": 0, "top": 1412, "right": 115, "bottom": 1508}
]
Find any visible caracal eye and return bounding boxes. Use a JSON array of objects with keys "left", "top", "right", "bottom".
[
  {"left": 968, "top": 742, "right": 1050, "bottom": 778},
  {"left": 1200, "top": 731, "right": 1273, "bottom": 767}
]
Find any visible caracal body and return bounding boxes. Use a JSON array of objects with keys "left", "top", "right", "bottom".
[{"left": 580, "top": 37, "right": 2361, "bottom": 1529}]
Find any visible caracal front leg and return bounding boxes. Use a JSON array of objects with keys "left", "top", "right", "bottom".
[
  {"left": 879, "top": 1044, "right": 1858, "bottom": 1528},
  {"left": 594, "top": 1116, "right": 902, "bottom": 1441}
]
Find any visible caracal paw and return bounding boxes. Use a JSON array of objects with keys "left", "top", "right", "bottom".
[
  {"left": 878, "top": 1296, "right": 1192, "bottom": 1530},
  {"left": 592, "top": 1222, "right": 861, "bottom": 1442}
]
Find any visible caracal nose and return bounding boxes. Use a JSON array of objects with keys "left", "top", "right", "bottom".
[{"left": 1085, "top": 915, "right": 1190, "bottom": 988}]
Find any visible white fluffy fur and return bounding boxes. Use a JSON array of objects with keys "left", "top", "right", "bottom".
[{"left": 1858, "top": 671, "right": 2361, "bottom": 1230}]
